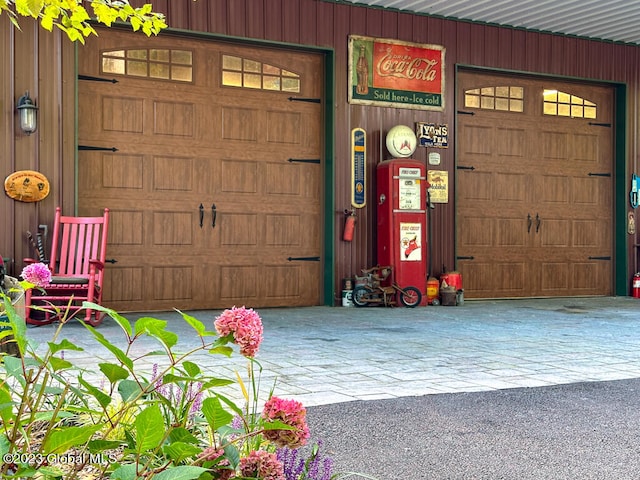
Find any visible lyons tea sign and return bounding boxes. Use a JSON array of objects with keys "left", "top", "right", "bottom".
[{"left": 349, "top": 35, "right": 445, "bottom": 111}]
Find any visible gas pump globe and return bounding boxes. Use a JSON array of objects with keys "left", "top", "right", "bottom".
[{"left": 376, "top": 125, "right": 428, "bottom": 305}]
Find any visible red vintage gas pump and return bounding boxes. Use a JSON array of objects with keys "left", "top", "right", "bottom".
[{"left": 376, "top": 158, "right": 428, "bottom": 305}]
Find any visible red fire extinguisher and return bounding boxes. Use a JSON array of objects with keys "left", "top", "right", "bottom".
[
  {"left": 343, "top": 209, "right": 356, "bottom": 242},
  {"left": 632, "top": 273, "right": 640, "bottom": 298}
]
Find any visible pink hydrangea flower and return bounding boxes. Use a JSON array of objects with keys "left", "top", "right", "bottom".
[
  {"left": 240, "top": 450, "right": 285, "bottom": 480},
  {"left": 262, "top": 396, "right": 310, "bottom": 448},
  {"left": 21, "top": 262, "right": 52, "bottom": 287},
  {"left": 214, "top": 306, "right": 263, "bottom": 358},
  {"left": 197, "top": 447, "right": 233, "bottom": 479}
]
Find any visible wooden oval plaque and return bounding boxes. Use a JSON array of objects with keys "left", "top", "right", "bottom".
[{"left": 4, "top": 170, "right": 50, "bottom": 202}]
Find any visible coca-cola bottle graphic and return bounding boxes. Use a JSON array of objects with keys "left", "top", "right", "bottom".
[{"left": 356, "top": 45, "right": 369, "bottom": 95}]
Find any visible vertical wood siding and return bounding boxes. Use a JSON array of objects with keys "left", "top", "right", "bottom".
[
  {"left": 0, "top": 16, "right": 74, "bottom": 276},
  {"left": 3, "top": 1, "right": 640, "bottom": 301}
]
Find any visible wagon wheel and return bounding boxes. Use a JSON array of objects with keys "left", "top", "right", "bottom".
[{"left": 399, "top": 286, "right": 422, "bottom": 308}]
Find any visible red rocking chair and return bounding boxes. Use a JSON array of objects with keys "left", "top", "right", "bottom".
[{"left": 24, "top": 207, "right": 110, "bottom": 326}]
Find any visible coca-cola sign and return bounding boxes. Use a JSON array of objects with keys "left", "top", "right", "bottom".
[{"left": 348, "top": 35, "right": 445, "bottom": 111}]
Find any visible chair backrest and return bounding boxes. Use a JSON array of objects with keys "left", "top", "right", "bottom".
[{"left": 48, "top": 207, "right": 110, "bottom": 278}]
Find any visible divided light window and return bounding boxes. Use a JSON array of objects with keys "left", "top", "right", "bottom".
[
  {"left": 221, "top": 55, "right": 300, "bottom": 93},
  {"left": 543, "top": 90, "right": 596, "bottom": 119},
  {"left": 464, "top": 86, "right": 524, "bottom": 112},
  {"left": 101, "top": 49, "right": 193, "bottom": 82}
]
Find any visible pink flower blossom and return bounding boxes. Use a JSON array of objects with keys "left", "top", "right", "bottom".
[
  {"left": 262, "top": 397, "right": 310, "bottom": 448},
  {"left": 240, "top": 450, "right": 285, "bottom": 480},
  {"left": 198, "top": 447, "right": 233, "bottom": 479},
  {"left": 21, "top": 262, "right": 51, "bottom": 287},
  {"left": 214, "top": 306, "right": 263, "bottom": 358}
]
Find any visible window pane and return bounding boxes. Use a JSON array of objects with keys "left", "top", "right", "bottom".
[
  {"left": 244, "top": 73, "right": 261, "bottom": 89},
  {"left": 172, "top": 50, "right": 192, "bottom": 65},
  {"left": 103, "top": 58, "right": 125, "bottom": 74},
  {"left": 244, "top": 59, "right": 261, "bottom": 73},
  {"left": 465, "top": 94, "right": 480, "bottom": 108},
  {"left": 127, "top": 60, "right": 147, "bottom": 76},
  {"left": 171, "top": 66, "right": 193, "bottom": 82},
  {"left": 543, "top": 102, "right": 557, "bottom": 115},
  {"left": 495, "top": 86, "right": 509, "bottom": 97},
  {"left": 481, "top": 87, "right": 494, "bottom": 96},
  {"left": 282, "top": 78, "right": 300, "bottom": 92},
  {"left": 263, "top": 64, "right": 280, "bottom": 75},
  {"left": 543, "top": 90, "right": 558, "bottom": 102},
  {"left": 584, "top": 106, "right": 597, "bottom": 119},
  {"left": 150, "top": 49, "right": 170, "bottom": 62},
  {"left": 150, "top": 63, "right": 170, "bottom": 79},
  {"left": 128, "top": 49, "right": 147, "bottom": 60},
  {"left": 558, "top": 92, "right": 570, "bottom": 104},
  {"left": 558, "top": 104, "right": 570, "bottom": 116},
  {"left": 510, "top": 99, "right": 523, "bottom": 112},
  {"left": 481, "top": 96, "right": 494, "bottom": 109},
  {"left": 571, "top": 105, "right": 583, "bottom": 118},
  {"left": 223, "top": 55, "right": 242, "bottom": 71},
  {"left": 223, "top": 71, "right": 242, "bottom": 87},
  {"left": 282, "top": 69, "right": 297, "bottom": 77},
  {"left": 495, "top": 98, "right": 509, "bottom": 110},
  {"left": 510, "top": 87, "right": 523, "bottom": 99},
  {"left": 263, "top": 75, "right": 281, "bottom": 90},
  {"left": 105, "top": 50, "right": 125, "bottom": 58}
]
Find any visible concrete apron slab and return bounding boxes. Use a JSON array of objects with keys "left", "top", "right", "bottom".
[{"left": 23, "top": 296, "right": 640, "bottom": 407}]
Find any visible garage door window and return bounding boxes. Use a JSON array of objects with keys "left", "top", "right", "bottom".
[
  {"left": 221, "top": 55, "right": 300, "bottom": 93},
  {"left": 101, "top": 49, "right": 193, "bottom": 82},
  {"left": 543, "top": 89, "right": 596, "bottom": 119},
  {"left": 464, "top": 86, "right": 524, "bottom": 112}
]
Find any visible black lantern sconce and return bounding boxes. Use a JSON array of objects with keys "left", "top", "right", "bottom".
[{"left": 16, "top": 91, "right": 38, "bottom": 135}]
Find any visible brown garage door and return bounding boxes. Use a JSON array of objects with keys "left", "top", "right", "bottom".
[
  {"left": 78, "top": 30, "right": 325, "bottom": 312},
  {"left": 456, "top": 70, "right": 613, "bottom": 298}
]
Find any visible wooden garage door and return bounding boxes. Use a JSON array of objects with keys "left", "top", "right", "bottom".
[
  {"left": 78, "top": 30, "right": 324, "bottom": 312},
  {"left": 457, "top": 70, "right": 613, "bottom": 298}
]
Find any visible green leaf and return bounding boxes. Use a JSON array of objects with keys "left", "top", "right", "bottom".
[
  {"left": 179, "top": 311, "right": 217, "bottom": 337},
  {"left": 153, "top": 466, "right": 208, "bottom": 480},
  {"left": 135, "top": 404, "right": 165, "bottom": 453},
  {"left": 201, "top": 397, "right": 233, "bottom": 432},
  {"left": 82, "top": 323, "right": 133, "bottom": 370},
  {"left": 82, "top": 301, "right": 132, "bottom": 337},
  {"left": 262, "top": 419, "right": 296, "bottom": 431},
  {"left": 48, "top": 356, "right": 73, "bottom": 372},
  {"left": 162, "top": 441, "right": 202, "bottom": 463},
  {"left": 0, "top": 383, "right": 15, "bottom": 425},
  {"left": 134, "top": 317, "right": 178, "bottom": 350},
  {"left": 118, "top": 379, "right": 143, "bottom": 402},
  {"left": 209, "top": 345, "right": 233, "bottom": 357},
  {"left": 87, "top": 439, "right": 125, "bottom": 453},
  {"left": 2, "top": 355, "right": 25, "bottom": 385},
  {"left": 110, "top": 464, "right": 138, "bottom": 480},
  {"left": 168, "top": 427, "right": 199, "bottom": 445},
  {"left": 182, "top": 360, "right": 200, "bottom": 377},
  {"left": 99, "top": 362, "right": 129, "bottom": 383},
  {"left": 0, "top": 434, "right": 11, "bottom": 457},
  {"left": 78, "top": 376, "right": 112, "bottom": 409},
  {"left": 48, "top": 338, "right": 84, "bottom": 354},
  {"left": 43, "top": 424, "right": 102, "bottom": 454},
  {"left": 223, "top": 443, "right": 241, "bottom": 469}
]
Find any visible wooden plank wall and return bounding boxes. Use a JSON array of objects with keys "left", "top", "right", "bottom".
[
  {"left": 3, "top": 1, "right": 640, "bottom": 300},
  {"left": 0, "top": 16, "right": 75, "bottom": 277}
]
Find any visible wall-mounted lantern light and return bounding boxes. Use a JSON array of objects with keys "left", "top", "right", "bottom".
[{"left": 16, "top": 91, "right": 38, "bottom": 135}]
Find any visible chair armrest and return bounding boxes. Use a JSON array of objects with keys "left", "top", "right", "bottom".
[
  {"left": 23, "top": 258, "right": 38, "bottom": 265},
  {"left": 88, "top": 259, "right": 105, "bottom": 271}
]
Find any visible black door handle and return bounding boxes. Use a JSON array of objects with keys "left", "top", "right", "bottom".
[
  {"left": 527, "top": 214, "right": 532, "bottom": 233},
  {"left": 212, "top": 204, "right": 217, "bottom": 228},
  {"left": 536, "top": 213, "right": 541, "bottom": 233},
  {"left": 199, "top": 204, "right": 204, "bottom": 228}
]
